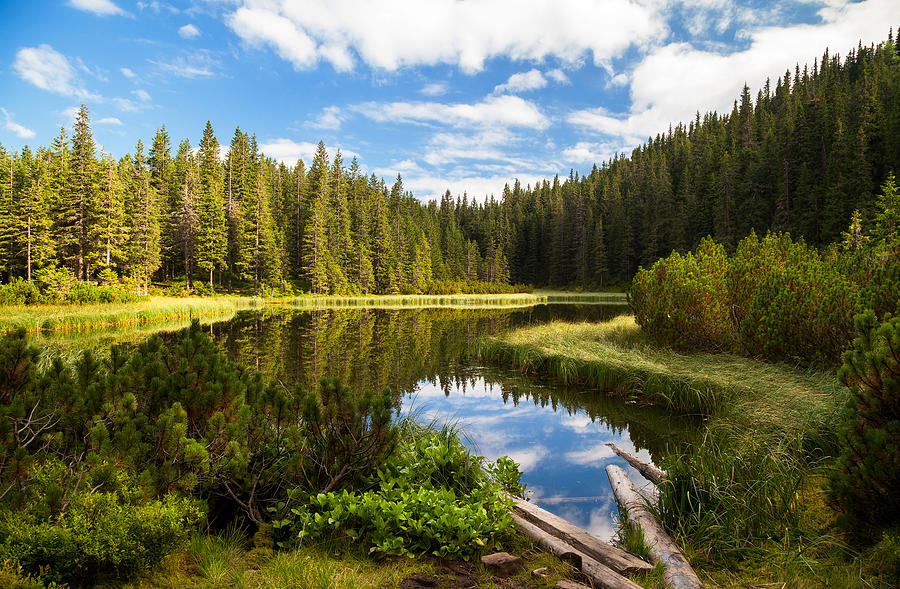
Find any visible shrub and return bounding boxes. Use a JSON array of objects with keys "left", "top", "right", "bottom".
[
  {"left": 278, "top": 429, "right": 516, "bottom": 559},
  {"left": 0, "top": 486, "right": 201, "bottom": 585},
  {"left": 33, "top": 267, "right": 77, "bottom": 303},
  {"left": 630, "top": 237, "right": 731, "bottom": 350},
  {"left": 0, "top": 279, "right": 42, "bottom": 306},
  {"left": 828, "top": 311, "right": 900, "bottom": 539}
]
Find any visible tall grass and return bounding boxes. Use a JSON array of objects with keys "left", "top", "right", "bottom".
[
  {"left": 285, "top": 291, "right": 625, "bottom": 309},
  {"left": 0, "top": 296, "right": 258, "bottom": 333},
  {"left": 479, "top": 315, "right": 860, "bottom": 583},
  {"left": 477, "top": 316, "right": 842, "bottom": 417}
]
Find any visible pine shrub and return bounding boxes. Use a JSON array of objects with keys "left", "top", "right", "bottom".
[{"left": 828, "top": 311, "right": 900, "bottom": 539}]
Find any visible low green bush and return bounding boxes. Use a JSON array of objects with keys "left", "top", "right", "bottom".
[
  {"left": 0, "top": 279, "right": 42, "bottom": 306},
  {"left": 0, "top": 488, "right": 201, "bottom": 585},
  {"left": 277, "top": 429, "right": 516, "bottom": 559},
  {"left": 422, "top": 280, "right": 532, "bottom": 295}
]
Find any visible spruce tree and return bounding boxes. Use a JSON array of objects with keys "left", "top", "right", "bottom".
[{"left": 195, "top": 121, "right": 226, "bottom": 288}]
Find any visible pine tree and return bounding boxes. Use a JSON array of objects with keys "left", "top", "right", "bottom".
[
  {"left": 195, "top": 121, "right": 226, "bottom": 288},
  {"left": 64, "top": 104, "right": 97, "bottom": 280},
  {"left": 91, "top": 153, "right": 127, "bottom": 275},
  {"left": 19, "top": 150, "right": 56, "bottom": 281},
  {"left": 125, "top": 141, "right": 161, "bottom": 295}
]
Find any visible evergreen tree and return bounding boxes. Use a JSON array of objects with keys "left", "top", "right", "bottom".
[{"left": 195, "top": 121, "right": 226, "bottom": 287}]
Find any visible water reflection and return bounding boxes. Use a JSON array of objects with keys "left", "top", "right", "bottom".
[
  {"left": 31, "top": 303, "right": 694, "bottom": 541},
  {"left": 198, "top": 304, "right": 694, "bottom": 541}
]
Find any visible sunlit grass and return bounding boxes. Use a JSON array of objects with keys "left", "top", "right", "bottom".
[
  {"left": 285, "top": 290, "right": 627, "bottom": 309},
  {"left": 0, "top": 296, "right": 259, "bottom": 334}
]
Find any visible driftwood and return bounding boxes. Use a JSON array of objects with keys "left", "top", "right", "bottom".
[
  {"left": 511, "top": 496, "right": 653, "bottom": 575},
  {"left": 606, "top": 465, "right": 703, "bottom": 589},
  {"left": 511, "top": 513, "right": 644, "bottom": 589},
  {"left": 556, "top": 581, "right": 591, "bottom": 589},
  {"left": 606, "top": 442, "right": 667, "bottom": 485}
]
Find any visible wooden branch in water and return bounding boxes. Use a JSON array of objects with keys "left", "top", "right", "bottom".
[
  {"left": 606, "top": 465, "right": 703, "bottom": 589},
  {"left": 511, "top": 495, "right": 653, "bottom": 575},
  {"left": 511, "top": 512, "right": 644, "bottom": 589},
  {"left": 606, "top": 442, "right": 666, "bottom": 485}
]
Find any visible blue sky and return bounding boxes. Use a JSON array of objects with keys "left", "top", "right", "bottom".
[{"left": 1, "top": 0, "right": 897, "bottom": 200}]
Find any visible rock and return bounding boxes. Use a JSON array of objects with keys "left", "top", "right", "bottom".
[
  {"left": 531, "top": 567, "right": 550, "bottom": 579},
  {"left": 399, "top": 573, "right": 438, "bottom": 588},
  {"left": 480, "top": 552, "right": 524, "bottom": 577},
  {"left": 555, "top": 580, "right": 591, "bottom": 589}
]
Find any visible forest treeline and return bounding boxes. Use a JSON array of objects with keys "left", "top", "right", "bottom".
[
  {"left": 0, "top": 115, "right": 514, "bottom": 296},
  {"left": 0, "top": 34, "right": 898, "bottom": 295},
  {"left": 504, "top": 33, "right": 900, "bottom": 286}
]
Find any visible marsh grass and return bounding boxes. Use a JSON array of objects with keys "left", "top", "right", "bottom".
[
  {"left": 0, "top": 296, "right": 258, "bottom": 333},
  {"left": 477, "top": 315, "right": 843, "bottom": 419},
  {"left": 285, "top": 290, "right": 627, "bottom": 310},
  {"left": 477, "top": 315, "right": 877, "bottom": 585}
]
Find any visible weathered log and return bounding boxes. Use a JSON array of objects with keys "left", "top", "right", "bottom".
[
  {"left": 606, "top": 465, "right": 703, "bottom": 589},
  {"left": 510, "top": 512, "right": 582, "bottom": 567},
  {"left": 511, "top": 496, "right": 653, "bottom": 575},
  {"left": 606, "top": 442, "right": 667, "bottom": 484},
  {"left": 511, "top": 513, "right": 645, "bottom": 589},
  {"left": 556, "top": 580, "right": 591, "bottom": 589}
]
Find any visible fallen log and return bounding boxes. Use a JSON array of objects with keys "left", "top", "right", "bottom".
[
  {"left": 511, "top": 513, "right": 645, "bottom": 589},
  {"left": 606, "top": 465, "right": 703, "bottom": 589},
  {"left": 606, "top": 442, "right": 666, "bottom": 484},
  {"left": 511, "top": 495, "right": 653, "bottom": 575}
]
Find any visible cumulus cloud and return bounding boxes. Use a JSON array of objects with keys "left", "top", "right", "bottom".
[
  {"left": 68, "top": 0, "right": 126, "bottom": 17},
  {"left": 225, "top": 0, "right": 665, "bottom": 73},
  {"left": 354, "top": 95, "right": 549, "bottom": 130},
  {"left": 1, "top": 108, "right": 35, "bottom": 139},
  {"left": 178, "top": 24, "right": 201, "bottom": 39},
  {"left": 120, "top": 67, "right": 137, "bottom": 79},
  {"left": 96, "top": 117, "right": 123, "bottom": 125},
  {"left": 305, "top": 106, "right": 345, "bottom": 130},
  {"left": 568, "top": 0, "right": 896, "bottom": 146},
  {"left": 13, "top": 45, "right": 98, "bottom": 100},
  {"left": 562, "top": 141, "right": 630, "bottom": 165},
  {"left": 546, "top": 68, "right": 570, "bottom": 84},
  {"left": 493, "top": 69, "right": 547, "bottom": 94},
  {"left": 258, "top": 139, "right": 359, "bottom": 165}
]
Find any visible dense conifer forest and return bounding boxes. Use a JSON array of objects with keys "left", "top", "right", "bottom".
[{"left": 0, "top": 35, "right": 897, "bottom": 295}]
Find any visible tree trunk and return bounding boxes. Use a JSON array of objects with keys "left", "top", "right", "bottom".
[
  {"left": 606, "top": 465, "right": 703, "bottom": 589},
  {"left": 511, "top": 495, "right": 652, "bottom": 575},
  {"left": 606, "top": 443, "right": 666, "bottom": 485}
]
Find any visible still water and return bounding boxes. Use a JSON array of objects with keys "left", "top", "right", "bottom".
[{"left": 192, "top": 303, "right": 696, "bottom": 541}]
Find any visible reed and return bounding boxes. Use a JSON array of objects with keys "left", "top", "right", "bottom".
[
  {"left": 0, "top": 296, "right": 257, "bottom": 333},
  {"left": 285, "top": 290, "right": 626, "bottom": 309}
]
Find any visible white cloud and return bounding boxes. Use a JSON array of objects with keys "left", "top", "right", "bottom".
[
  {"left": 355, "top": 95, "right": 549, "bottom": 130},
  {"left": 1, "top": 108, "right": 35, "bottom": 139},
  {"left": 546, "top": 68, "right": 570, "bottom": 84},
  {"left": 305, "top": 106, "right": 345, "bottom": 130},
  {"left": 12, "top": 45, "right": 98, "bottom": 100},
  {"left": 132, "top": 89, "right": 152, "bottom": 102},
  {"left": 420, "top": 82, "right": 449, "bottom": 97},
  {"left": 225, "top": 0, "right": 665, "bottom": 73},
  {"left": 60, "top": 106, "right": 80, "bottom": 121},
  {"left": 120, "top": 67, "right": 137, "bottom": 79},
  {"left": 96, "top": 117, "right": 123, "bottom": 125},
  {"left": 569, "top": 0, "right": 897, "bottom": 146},
  {"left": 493, "top": 69, "right": 547, "bottom": 94},
  {"left": 401, "top": 172, "right": 546, "bottom": 201},
  {"left": 149, "top": 53, "right": 218, "bottom": 78},
  {"left": 68, "top": 0, "right": 126, "bottom": 16},
  {"left": 178, "top": 24, "right": 201, "bottom": 39},
  {"left": 258, "top": 139, "right": 358, "bottom": 165},
  {"left": 562, "top": 141, "right": 629, "bottom": 165}
]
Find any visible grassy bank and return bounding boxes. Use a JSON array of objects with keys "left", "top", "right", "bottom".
[
  {"left": 286, "top": 290, "right": 627, "bottom": 309},
  {"left": 1, "top": 291, "right": 626, "bottom": 334},
  {"left": 0, "top": 296, "right": 259, "bottom": 333},
  {"left": 477, "top": 315, "right": 843, "bottom": 422},
  {"left": 476, "top": 316, "right": 899, "bottom": 586}
]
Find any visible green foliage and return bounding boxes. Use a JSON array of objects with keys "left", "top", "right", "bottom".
[
  {"left": 828, "top": 311, "right": 900, "bottom": 539},
  {"left": 630, "top": 237, "right": 731, "bottom": 350},
  {"left": 484, "top": 455, "right": 527, "bottom": 497},
  {"left": 631, "top": 231, "right": 880, "bottom": 364},
  {"left": 0, "top": 477, "right": 201, "bottom": 585},
  {"left": 278, "top": 429, "right": 515, "bottom": 559},
  {"left": 0, "top": 279, "right": 42, "bottom": 306}
]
